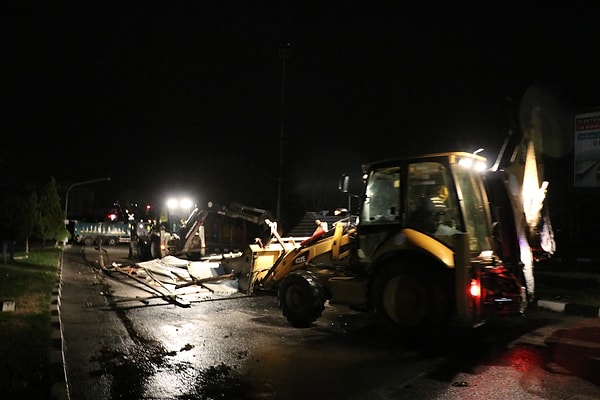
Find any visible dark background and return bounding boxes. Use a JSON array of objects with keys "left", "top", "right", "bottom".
[{"left": 2, "top": 2, "right": 599, "bottom": 238}]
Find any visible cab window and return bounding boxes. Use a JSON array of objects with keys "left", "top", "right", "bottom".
[{"left": 361, "top": 166, "right": 401, "bottom": 224}]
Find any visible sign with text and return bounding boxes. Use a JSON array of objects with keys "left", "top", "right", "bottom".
[{"left": 574, "top": 109, "right": 600, "bottom": 188}]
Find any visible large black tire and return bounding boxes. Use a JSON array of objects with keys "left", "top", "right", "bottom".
[
  {"left": 83, "top": 236, "right": 95, "bottom": 246},
  {"left": 278, "top": 271, "right": 326, "bottom": 328},
  {"left": 371, "top": 264, "right": 451, "bottom": 337},
  {"left": 106, "top": 237, "right": 117, "bottom": 246}
]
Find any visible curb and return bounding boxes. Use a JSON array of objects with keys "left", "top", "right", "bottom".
[
  {"left": 50, "top": 252, "right": 69, "bottom": 400},
  {"left": 536, "top": 299, "right": 600, "bottom": 318}
]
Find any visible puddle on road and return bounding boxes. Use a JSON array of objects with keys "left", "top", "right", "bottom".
[
  {"left": 91, "top": 279, "right": 259, "bottom": 399},
  {"left": 90, "top": 341, "right": 256, "bottom": 399}
]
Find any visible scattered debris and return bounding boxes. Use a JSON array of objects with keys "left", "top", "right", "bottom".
[{"left": 100, "top": 256, "right": 242, "bottom": 307}]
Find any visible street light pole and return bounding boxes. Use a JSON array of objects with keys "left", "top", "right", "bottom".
[
  {"left": 64, "top": 177, "right": 111, "bottom": 221},
  {"left": 277, "top": 42, "right": 292, "bottom": 222}
]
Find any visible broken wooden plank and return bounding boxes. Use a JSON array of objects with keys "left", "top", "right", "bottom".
[
  {"left": 109, "top": 265, "right": 191, "bottom": 307},
  {"left": 174, "top": 272, "right": 237, "bottom": 289}
]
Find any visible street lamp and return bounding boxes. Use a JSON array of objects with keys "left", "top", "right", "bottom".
[{"left": 64, "top": 177, "right": 111, "bottom": 221}]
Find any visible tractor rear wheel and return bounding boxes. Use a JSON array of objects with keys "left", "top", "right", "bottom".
[
  {"left": 278, "top": 271, "right": 325, "bottom": 328},
  {"left": 371, "top": 265, "right": 451, "bottom": 337}
]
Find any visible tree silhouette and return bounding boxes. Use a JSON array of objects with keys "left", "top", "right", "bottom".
[{"left": 36, "top": 177, "right": 65, "bottom": 248}]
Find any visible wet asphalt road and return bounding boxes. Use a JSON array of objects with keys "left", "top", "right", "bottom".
[{"left": 59, "top": 244, "right": 600, "bottom": 400}]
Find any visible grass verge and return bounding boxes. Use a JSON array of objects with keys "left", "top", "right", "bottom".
[{"left": 0, "top": 247, "right": 61, "bottom": 400}]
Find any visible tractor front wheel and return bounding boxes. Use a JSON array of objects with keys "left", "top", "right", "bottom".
[{"left": 278, "top": 271, "right": 326, "bottom": 328}]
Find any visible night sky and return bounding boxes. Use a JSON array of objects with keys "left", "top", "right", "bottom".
[{"left": 2, "top": 2, "right": 600, "bottom": 229}]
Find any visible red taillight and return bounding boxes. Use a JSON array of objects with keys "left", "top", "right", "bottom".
[{"left": 469, "top": 279, "right": 481, "bottom": 298}]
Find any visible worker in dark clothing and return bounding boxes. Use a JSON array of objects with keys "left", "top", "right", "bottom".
[{"left": 410, "top": 195, "right": 438, "bottom": 233}]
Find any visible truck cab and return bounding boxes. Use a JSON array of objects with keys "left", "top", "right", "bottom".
[{"left": 357, "top": 152, "right": 492, "bottom": 262}]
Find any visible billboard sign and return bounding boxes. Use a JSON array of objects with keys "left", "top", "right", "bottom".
[{"left": 574, "top": 109, "right": 600, "bottom": 188}]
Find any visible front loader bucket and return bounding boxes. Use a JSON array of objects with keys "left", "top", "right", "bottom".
[{"left": 219, "top": 244, "right": 287, "bottom": 294}]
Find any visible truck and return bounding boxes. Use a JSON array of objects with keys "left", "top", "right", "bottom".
[
  {"left": 136, "top": 202, "right": 273, "bottom": 261},
  {"left": 221, "top": 151, "right": 526, "bottom": 335},
  {"left": 72, "top": 220, "right": 132, "bottom": 246}
]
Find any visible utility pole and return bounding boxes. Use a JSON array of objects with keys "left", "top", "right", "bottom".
[{"left": 277, "top": 42, "right": 292, "bottom": 222}]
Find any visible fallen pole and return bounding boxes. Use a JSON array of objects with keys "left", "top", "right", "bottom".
[
  {"left": 175, "top": 272, "right": 237, "bottom": 290},
  {"left": 108, "top": 264, "right": 192, "bottom": 308}
]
